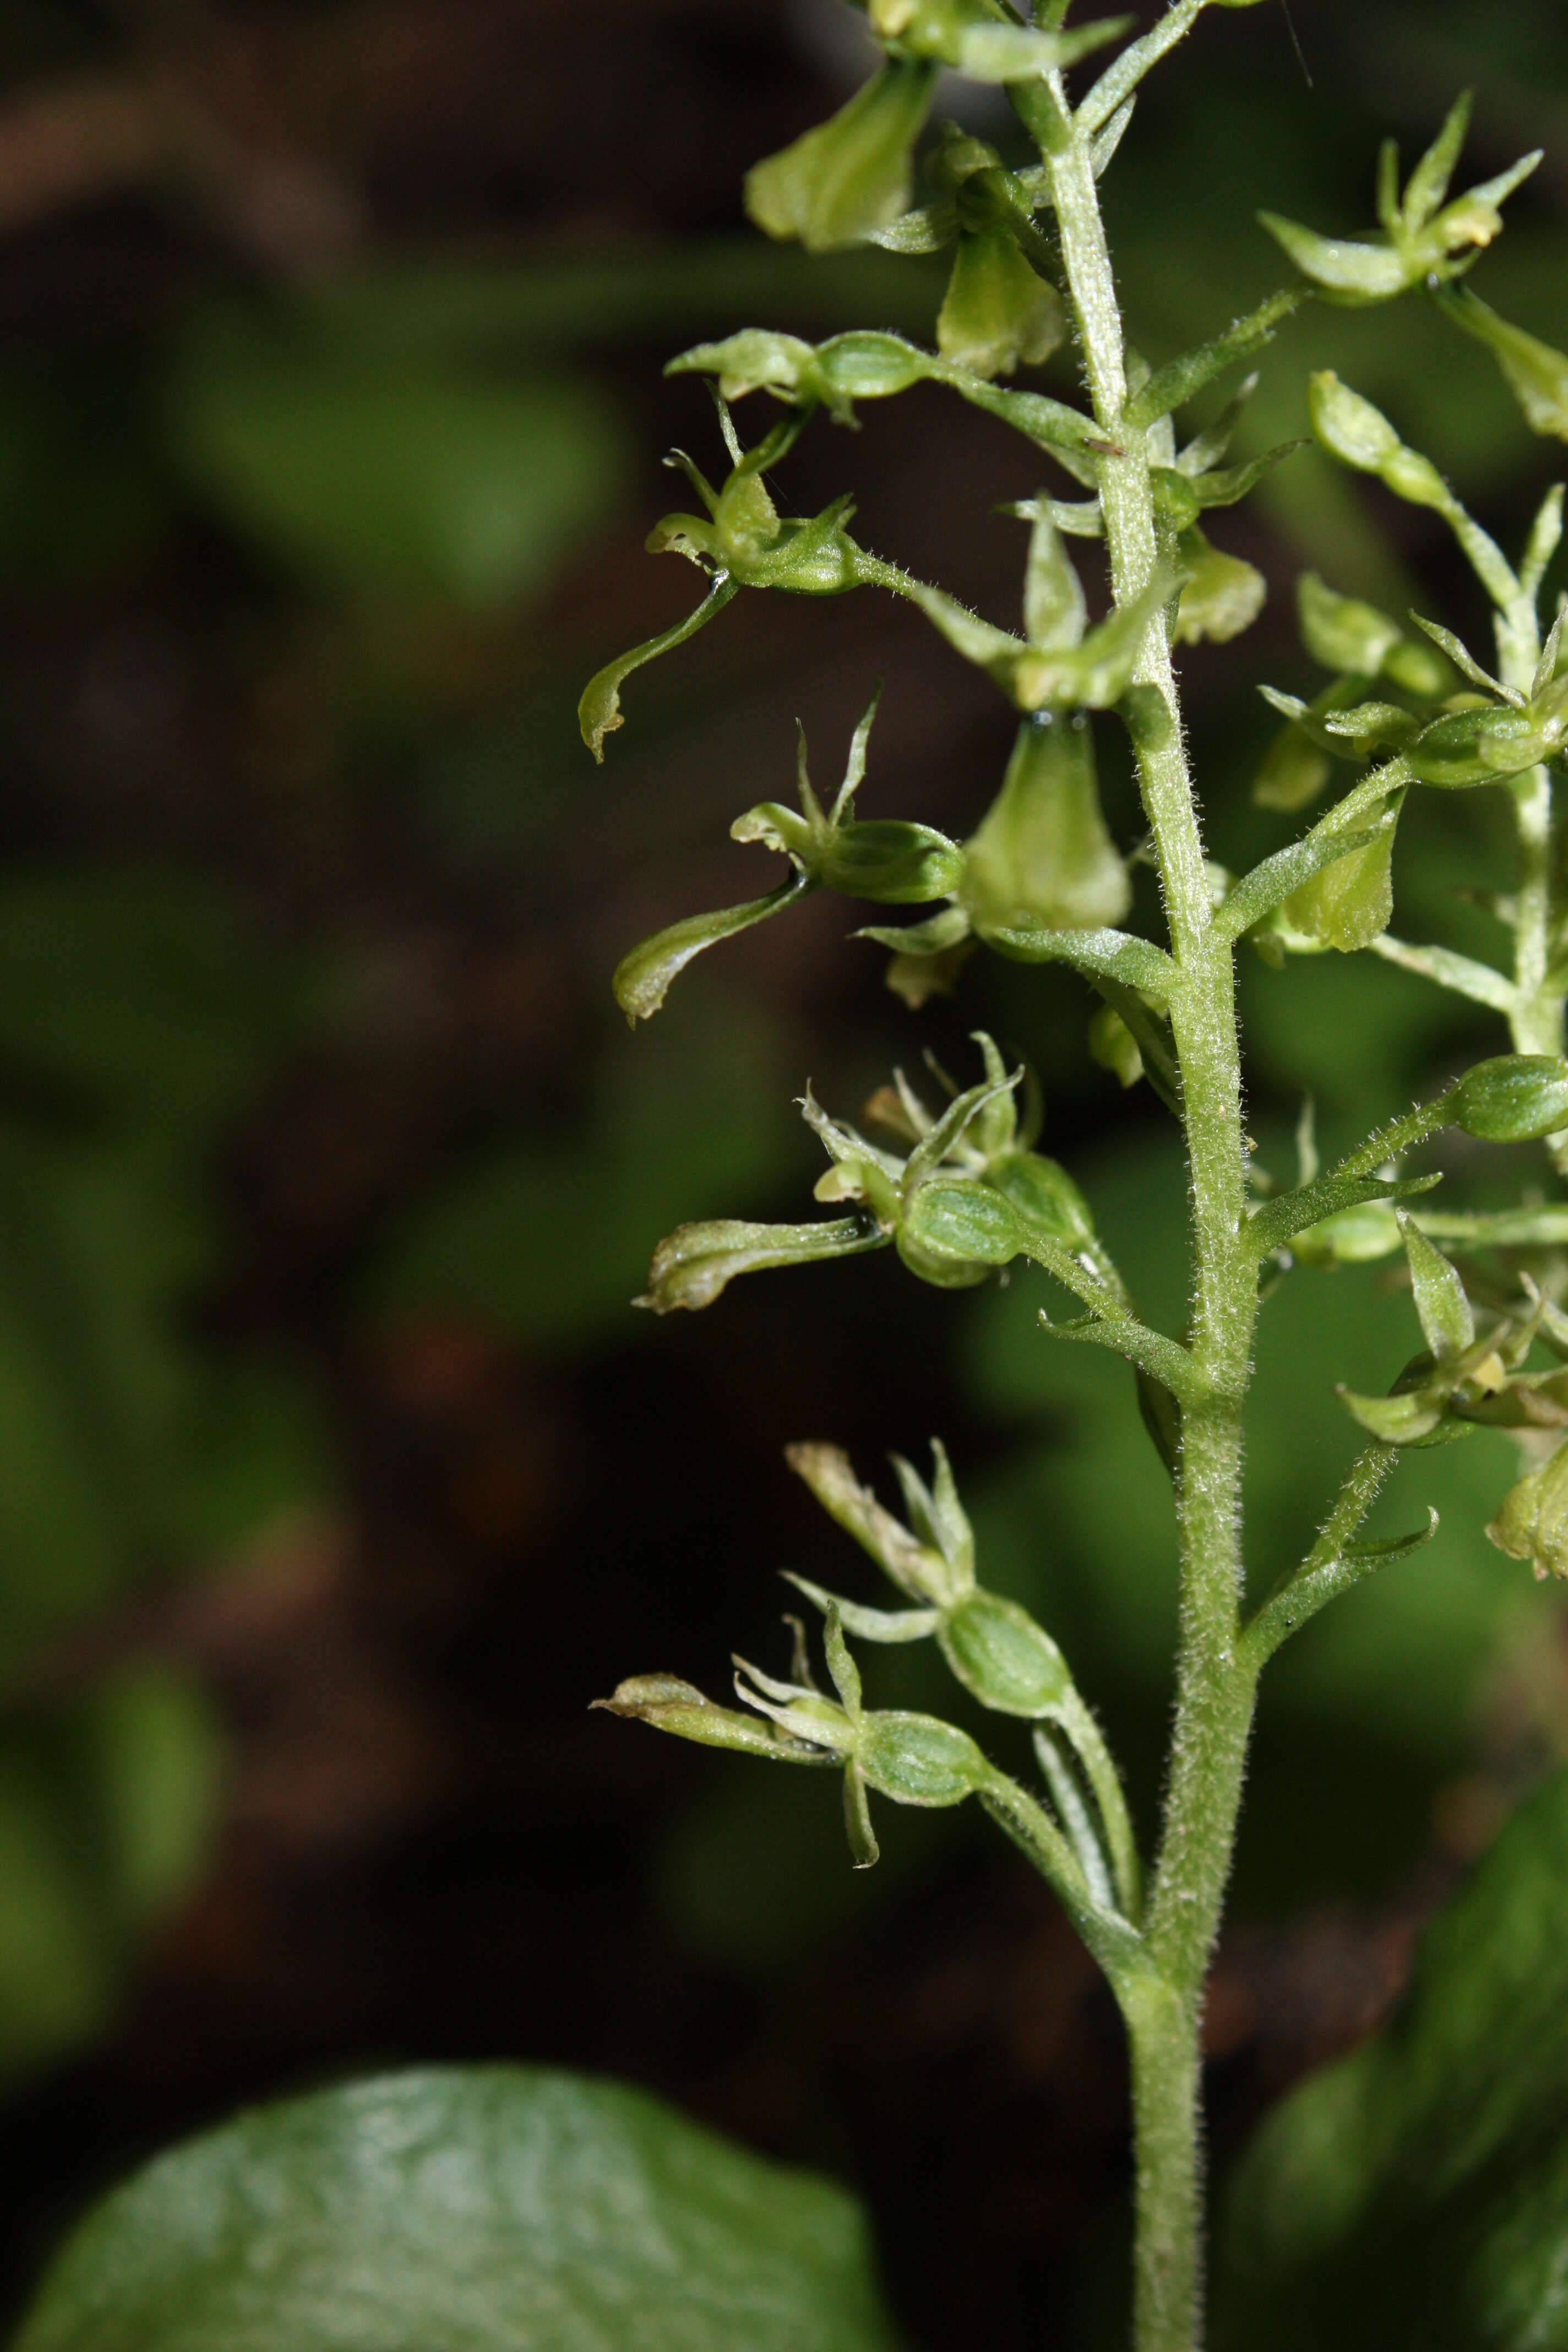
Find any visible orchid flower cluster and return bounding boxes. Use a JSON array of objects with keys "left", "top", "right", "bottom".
[{"left": 581, "top": 7, "right": 1568, "bottom": 2345}]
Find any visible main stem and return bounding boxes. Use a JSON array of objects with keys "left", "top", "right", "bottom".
[{"left": 1039, "top": 81, "right": 1262, "bottom": 2351}]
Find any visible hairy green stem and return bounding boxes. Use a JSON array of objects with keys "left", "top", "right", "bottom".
[
  {"left": 1039, "top": 70, "right": 1260, "bottom": 2351},
  {"left": 1492, "top": 592, "right": 1562, "bottom": 1148}
]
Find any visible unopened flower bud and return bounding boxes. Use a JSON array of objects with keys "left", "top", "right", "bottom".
[
  {"left": 856, "top": 1710, "right": 990, "bottom": 1806},
  {"left": 1449, "top": 1055, "right": 1568, "bottom": 1144},
  {"left": 937, "top": 1591, "right": 1072, "bottom": 1716},
  {"left": 896, "top": 1176, "right": 1025, "bottom": 1288}
]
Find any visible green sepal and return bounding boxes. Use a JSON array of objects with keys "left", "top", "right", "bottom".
[
  {"left": 1522, "top": 484, "right": 1565, "bottom": 604},
  {"left": 592, "top": 1674, "right": 839, "bottom": 1761},
  {"left": 1090, "top": 1001, "right": 1144, "bottom": 1087},
  {"left": 612, "top": 872, "right": 813, "bottom": 1023},
  {"left": 1397, "top": 1210, "right": 1474, "bottom": 1360},
  {"left": 1286, "top": 1199, "right": 1402, "bottom": 1267},
  {"left": 1022, "top": 508, "right": 1088, "bottom": 652},
  {"left": 668, "top": 328, "right": 928, "bottom": 423},
  {"left": 1254, "top": 695, "right": 1337, "bottom": 814},
  {"left": 1258, "top": 685, "right": 1420, "bottom": 763},
  {"left": 986, "top": 1147, "right": 1097, "bottom": 1250},
  {"left": 782, "top": 1575, "right": 941, "bottom": 1643},
  {"left": 636, "top": 1215, "right": 886, "bottom": 1314},
  {"left": 1257, "top": 213, "right": 1416, "bottom": 303},
  {"left": 1297, "top": 573, "right": 1450, "bottom": 694},
  {"left": 1338, "top": 1382, "right": 1465, "bottom": 1447},
  {"left": 1182, "top": 440, "right": 1305, "bottom": 511},
  {"left": 579, "top": 574, "right": 739, "bottom": 761},
  {"left": 744, "top": 60, "right": 939, "bottom": 253},
  {"left": 937, "top": 230, "right": 1066, "bottom": 380},
  {"left": 906, "top": 568, "right": 1177, "bottom": 714},
  {"left": 1488, "top": 1438, "right": 1568, "bottom": 1578},
  {"left": 1173, "top": 525, "right": 1266, "bottom": 645},
  {"left": 867, "top": 0, "right": 1131, "bottom": 79},
  {"left": 867, "top": 200, "right": 960, "bottom": 255},
  {"left": 759, "top": 816, "right": 963, "bottom": 902},
  {"left": 962, "top": 713, "right": 1131, "bottom": 932},
  {"left": 784, "top": 1440, "right": 962, "bottom": 1604},
  {"left": 1308, "top": 372, "right": 1443, "bottom": 500},
  {"left": 855, "top": 904, "right": 972, "bottom": 955},
  {"left": 1259, "top": 118, "right": 1540, "bottom": 306}
]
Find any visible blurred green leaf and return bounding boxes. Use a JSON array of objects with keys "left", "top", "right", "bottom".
[
  {"left": 13, "top": 2066, "right": 901, "bottom": 2352},
  {"left": 0, "top": 1670, "right": 223, "bottom": 2085},
  {"left": 1216, "top": 1765, "right": 1568, "bottom": 2350},
  {"left": 160, "top": 307, "right": 628, "bottom": 604},
  {"left": 0, "top": 869, "right": 301, "bottom": 1140},
  {"left": 0, "top": 872, "right": 328, "bottom": 1665}
]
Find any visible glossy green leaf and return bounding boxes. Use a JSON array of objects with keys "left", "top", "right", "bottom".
[
  {"left": 1216, "top": 1767, "right": 1568, "bottom": 2350},
  {"left": 14, "top": 2066, "right": 901, "bottom": 2352}
]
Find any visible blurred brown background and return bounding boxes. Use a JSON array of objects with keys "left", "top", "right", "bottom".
[{"left": 0, "top": 3, "right": 1563, "bottom": 2344}]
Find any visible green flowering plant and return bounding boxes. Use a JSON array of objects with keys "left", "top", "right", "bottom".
[{"left": 579, "top": 10, "right": 1568, "bottom": 2345}]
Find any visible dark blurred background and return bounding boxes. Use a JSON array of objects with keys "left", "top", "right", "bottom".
[{"left": 0, "top": 2, "right": 1563, "bottom": 2343}]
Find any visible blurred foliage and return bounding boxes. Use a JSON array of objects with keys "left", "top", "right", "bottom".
[
  {"left": 0, "top": 869, "right": 326, "bottom": 2076},
  {"left": 363, "top": 1009, "right": 801, "bottom": 1349},
  {"left": 1216, "top": 1763, "right": 1568, "bottom": 2349},
  {"left": 162, "top": 307, "right": 630, "bottom": 606}
]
